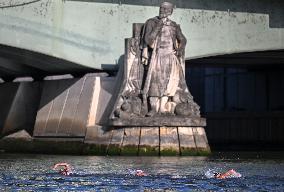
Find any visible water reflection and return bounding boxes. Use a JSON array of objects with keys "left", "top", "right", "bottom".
[{"left": 0, "top": 153, "right": 283, "bottom": 191}]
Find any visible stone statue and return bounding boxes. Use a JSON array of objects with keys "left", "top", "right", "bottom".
[
  {"left": 111, "top": 2, "right": 201, "bottom": 124},
  {"left": 141, "top": 2, "right": 189, "bottom": 116}
]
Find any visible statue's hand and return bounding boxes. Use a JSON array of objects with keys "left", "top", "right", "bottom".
[
  {"left": 176, "top": 49, "right": 184, "bottom": 57},
  {"left": 156, "top": 19, "right": 164, "bottom": 29},
  {"left": 162, "top": 18, "right": 167, "bottom": 24},
  {"left": 158, "top": 18, "right": 164, "bottom": 25},
  {"left": 142, "top": 57, "right": 148, "bottom": 65}
]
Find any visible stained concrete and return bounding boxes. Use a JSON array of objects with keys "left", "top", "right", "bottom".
[
  {"left": 107, "top": 128, "right": 124, "bottom": 155},
  {"left": 0, "top": 81, "right": 41, "bottom": 136},
  {"left": 160, "top": 127, "right": 180, "bottom": 156},
  {"left": 178, "top": 127, "right": 197, "bottom": 155},
  {"left": 33, "top": 74, "right": 98, "bottom": 137},
  {"left": 0, "top": 0, "right": 283, "bottom": 72},
  {"left": 0, "top": 73, "right": 210, "bottom": 155},
  {"left": 0, "top": 126, "right": 210, "bottom": 155},
  {"left": 139, "top": 127, "right": 159, "bottom": 156},
  {"left": 120, "top": 127, "right": 140, "bottom": 155}
]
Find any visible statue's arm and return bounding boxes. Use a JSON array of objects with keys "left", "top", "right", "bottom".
[
  {"left": 176, "top": 25, "right": 187, "bottom": 56},
  {"left": 144, "top": 19, "right": 163, "bottom": 48}
]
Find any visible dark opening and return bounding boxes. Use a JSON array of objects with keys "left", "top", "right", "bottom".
[{"left": 186, "top": 50, "right": 284, "bottom": 151}]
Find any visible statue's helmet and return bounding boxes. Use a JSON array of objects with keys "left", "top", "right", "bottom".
[
  {"left": 160, "top": 2, "right": 174, "bottom": 10},
  {"left": 159, "top": 2, "right": 174, "bottom": 18}
]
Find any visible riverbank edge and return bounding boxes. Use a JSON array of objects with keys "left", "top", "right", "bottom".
[{"left": 0, "top": 138, "right": 211, "bottom": 156}]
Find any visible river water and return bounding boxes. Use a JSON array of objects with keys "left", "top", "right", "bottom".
[{"left": 0, "top": 152, "right": 283, "bottom": 191}]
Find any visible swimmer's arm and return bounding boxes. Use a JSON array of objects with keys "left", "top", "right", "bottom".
[
  {"left": 219, "top": 169, "right": 235, "bottom": 178},
  {"left": 52, "top": 163, "right": 71, "bottom": 170}
]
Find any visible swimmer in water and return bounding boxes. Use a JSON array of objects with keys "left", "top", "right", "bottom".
[
  {"left": 128, "top": 169, "right": 147, "bottom": 176},
  {"left": 135, "top": 169, "right": 147, "bottom": 177},
  {"left": 52, "top": 163, "right": 72, "bottom": 176},
  {"left": 213, "top": 169, "right": 241, "bottom": 179}
]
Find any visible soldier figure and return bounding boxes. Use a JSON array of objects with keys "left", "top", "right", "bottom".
[
  {"left": 112, "top": 2, "right": 200, "bottom": 120},
  {"left": 141, "top": 2, "right": 187, "bottom": 116}
]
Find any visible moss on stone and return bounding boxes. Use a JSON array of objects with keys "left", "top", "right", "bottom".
[
  {"left": 107, "top": 144, "right": 121, "bottom": 155},
  {"left": 160, "top": 148, "right": 179, "bottom": 156},
  {"left": 0, "top": 139, "right": 34, "bottom": 153},
  {"left": 139, "top": 146, "right": 159, "bottom": 156},
  {"left": 82, "top": 144, "right": 108, "bottom": 155},
  {"left": 120, "top": 145, "right": 138, "bottom": 156},
  {"left": 195, "top": 148, "right": 211, "bottom": 156},
  {"left": 0, "top": 139, "right": 84, "bottom": 154},
  {"left": 180, "top": 148, "right": 198, "bottom": 156},
  {"left": 181, "top": 147, "right": 211, "bottom": 156},
  {"left": 33, "top": 140, "right": 84, "bottom": 154},
  {"left": 0, "top": 138, "right": 211, "bottom": 156}
]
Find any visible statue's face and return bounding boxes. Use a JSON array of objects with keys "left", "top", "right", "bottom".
[{"left": 159, "top": 7, "right": 172, "bottom": 18}]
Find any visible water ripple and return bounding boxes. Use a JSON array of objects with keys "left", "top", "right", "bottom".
[{"left": 0, "top": 153, "right": 283, "bottom": 191}]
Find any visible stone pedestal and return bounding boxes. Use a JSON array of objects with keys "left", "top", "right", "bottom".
[
  {"left": 110, "top": 116, "right": 206, "bottom": 127},
  {"left": 103, "top": 22, "right": 211, "bottom": 155},
  {"left": 106, "top": 117, "right": 210, "bottom": 155},
  {"left": 84, "top": 126, "right": 210, "bottom": 156},
  {"left": 139, "top": 127, "right": 159, "bottom": 156}
]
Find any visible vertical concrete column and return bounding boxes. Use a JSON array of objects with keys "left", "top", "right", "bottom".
[
  {"left": 121, "top": 127, "right": 140, "bottom": 155},
  {"left": 107, "top": 128, "right": 124, "bottom": 155},
  {"left": 83, "top": 76, "right": 113, "bottom": 155},
  {"left": 160, "top": 127, "right": 180, "bottom": 156},
  {"left": 193, "top": 127, "right": 210, "bottom": 154},
  {"left": 178, "top": 127, "right": 197, "bottom": 155},
  {"left": 139, "top": 127, "right": 160, "bottom": 156},
  {"left": 33, "top": 74, "right": 99, "bottom": 138},
  {"left": 0, "top": 82, "right": 41, "bottom": 136}
]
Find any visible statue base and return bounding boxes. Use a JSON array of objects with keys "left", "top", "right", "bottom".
[
  {"left": 110, "top": 116, "right": 206, "bottom": 127},
  {"left": 86, "top": 126, "right": 211, "bottom": 156}
]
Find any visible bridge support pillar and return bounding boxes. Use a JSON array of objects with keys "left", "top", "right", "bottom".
[{"left": 0, "top": 73, "right": 210, "bottom": 155}]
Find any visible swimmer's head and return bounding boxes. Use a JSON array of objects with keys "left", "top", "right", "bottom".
[
  {"left": 213, "top": 172, "right": 221, "bottom": 177},
  {"left": 60, "top": 167, "right": 68, "bottom": 173}
]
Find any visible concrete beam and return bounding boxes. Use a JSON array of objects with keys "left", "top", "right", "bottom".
[{"left": 0, "top": 0, "right": 283, "bottom": 70}]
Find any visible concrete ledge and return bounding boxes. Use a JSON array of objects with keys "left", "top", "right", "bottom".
[
  {"left": 120, "top": 128, "right": 140, "bottom": 156},
  {"left": 160, "top": 127, "right": 180, "bottom": 156},
  {"left": 110, "top": 116, "right": 206, "bottom": 127},
  {"left": 139, "top": 128, "right": 159, "bottom": 156},
  {"left": 0, "top": 138, "right": 84, "bottom": 155},
  {"left": 107, "top": 128, "right": 124, "bottom": 155},
  {"left": 0, "top": 126, "right": 210, "bottom": 156},
  {"left": 82, "top": 144, "right": 109, "bottom": 155}
]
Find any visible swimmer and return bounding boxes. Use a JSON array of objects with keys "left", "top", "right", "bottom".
[
  {"left": 135, "top": 169, "right": 147, "bottom": 177},
  {"left": 128, "top": 169, "right": 147, "bottom": 176},
  {"left": 213, "top": 169, "right": 241, "bottom": 179},
  {"left": 52, "top": 162, "right": 72, "bottom": 176}
]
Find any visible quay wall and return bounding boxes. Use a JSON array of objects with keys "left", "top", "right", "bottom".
[{"left": 0, "top": 74, "right": 283, "bottom": 154}]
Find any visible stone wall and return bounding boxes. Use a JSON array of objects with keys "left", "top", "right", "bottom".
[{"left": 0, "top": 0, "right": 283, "bottom": 70}]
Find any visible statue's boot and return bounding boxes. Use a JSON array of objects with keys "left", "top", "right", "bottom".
[
  {"left": 146, "top": 97, "right": 159, "bottom": 117},
  {"left": 146, "top": 110, "right": 156, "bottom": 117},
  {"left": 159, "top": 96, "right": 169, "bottom": 114}
]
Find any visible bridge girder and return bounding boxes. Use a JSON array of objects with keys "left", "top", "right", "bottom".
[{"left": 0, "top": 0, "right": 283, "bottom": 77}]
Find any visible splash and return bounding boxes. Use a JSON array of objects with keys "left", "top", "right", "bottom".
[
  {"left": 205, "top": 169, "right": 218, "bottom": 178},
  {"left": 205, "top": 169, "right": 242, "bottom": 179}
]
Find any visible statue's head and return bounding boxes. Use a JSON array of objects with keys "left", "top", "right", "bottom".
[{"left": 159, "top": 2, "right": 174, "bottom": 19}]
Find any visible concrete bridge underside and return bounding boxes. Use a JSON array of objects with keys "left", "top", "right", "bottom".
[
  {"left": 0, "top": 44, "right": 284, "bottom": 81},
  {"left": 0, "top": 44, "right": 98, "bottom": 81},
  {"left": 0, "top": 0, "right": 283, "bottom": 78}
]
